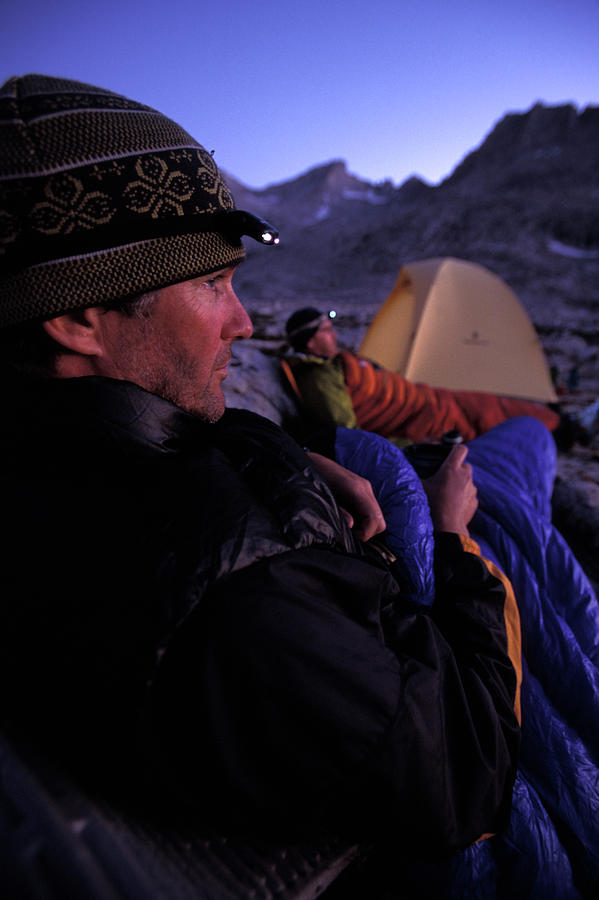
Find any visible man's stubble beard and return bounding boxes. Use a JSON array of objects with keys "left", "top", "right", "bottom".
[{"left": 114, "top": 318, "right": 226, "bottom": 423}]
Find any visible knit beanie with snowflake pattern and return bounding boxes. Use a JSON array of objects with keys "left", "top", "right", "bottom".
[{"left": 0, "top": 74, "right": 278, "bottom": 327}]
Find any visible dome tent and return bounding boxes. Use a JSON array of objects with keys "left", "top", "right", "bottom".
[{"left": 359, "top": 257, "right": 557, "bottom": 403}]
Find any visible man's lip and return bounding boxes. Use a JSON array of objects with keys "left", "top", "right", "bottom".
[{"left": 215, "top": 355, "right": 231, "bottom": 374}]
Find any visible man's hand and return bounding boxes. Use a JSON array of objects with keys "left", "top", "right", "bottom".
[
  {"left": 422, "top": 444, "right": 478, "bottom": 535},
  {"left": 306, "top": 451, "right": 386, "bottom": 542}
]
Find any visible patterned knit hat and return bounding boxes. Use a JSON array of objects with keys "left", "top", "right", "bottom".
[{"left": 0, "top": 74, "right": 278, "bottom": 327}]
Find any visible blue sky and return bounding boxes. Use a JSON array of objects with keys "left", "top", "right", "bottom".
[{"left": 2, "top": 0, "right": 598, "bottom": 189}]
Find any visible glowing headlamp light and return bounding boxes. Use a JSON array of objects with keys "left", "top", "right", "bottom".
[{"left": 218, "top": 210, "right": 280, "bottom": 246}]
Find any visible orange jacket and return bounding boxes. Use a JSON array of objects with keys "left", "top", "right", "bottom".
[{"left": 340, "top": 351, "right": 560, "bottom": 442}]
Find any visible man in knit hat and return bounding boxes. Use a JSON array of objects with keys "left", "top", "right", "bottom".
[
  {"left": 0, "top": 73, "right": 281, "bottom": 416},
  {"left": 0, "top": 74, "right": 521, "bottom": 865}
]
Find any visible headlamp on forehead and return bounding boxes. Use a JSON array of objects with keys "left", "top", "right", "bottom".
[
  {"left": 217, "top": 210, "right": 280, "bottom": 246},
  {"left": 302, "top": 310, "right": 337, "bottom": 331},
  {"left": 3, "top": 207, "right": 280, "bottom": 279},
  {"left": 285, "top": 307, "right": 338, "bottom": 351}
]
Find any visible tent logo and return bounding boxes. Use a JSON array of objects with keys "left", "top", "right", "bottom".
[{"left": 462, "top": 330, "right": 489, "bottom": 347}]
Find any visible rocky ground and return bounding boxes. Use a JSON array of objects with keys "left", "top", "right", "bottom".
[{"left": 550, "top": 386, "right": 599, "bottom": 593}]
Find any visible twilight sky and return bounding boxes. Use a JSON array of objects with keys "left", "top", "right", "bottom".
[{"left": 2, "top": 0, "right": 598, "bottom": 189}]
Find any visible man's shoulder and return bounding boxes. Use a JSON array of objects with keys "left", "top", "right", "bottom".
[
  {"left": 218, "top": 406, "right": 297, "bottom": 445},
  {"left": 215, "top": 407, "right": 313, "bottom": 469},
  {"left": 282, "top": 352, "right": 348, "bottom": 382},
  {"left": 283, "top": 351, "right": 336, "bottom": 369}
]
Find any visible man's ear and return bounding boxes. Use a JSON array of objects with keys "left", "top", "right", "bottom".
[{"left": 42, "top": 307, "right": 106, "bottom": 357}]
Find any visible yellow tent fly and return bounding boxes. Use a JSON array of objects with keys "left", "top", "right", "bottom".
[{"left": 359, "top": 257, "right": 557, "bottom": 403}]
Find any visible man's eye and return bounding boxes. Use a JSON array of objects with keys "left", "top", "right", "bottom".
[{"left": 198, "top": 268, "right": 235, "bottom": 291}]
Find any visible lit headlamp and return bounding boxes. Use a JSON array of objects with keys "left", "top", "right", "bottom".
[
  {"left": 285, "top": 306, "right": 338, "bottom": 351},
  {"left": 215, "top": 210, "right": 280, "bottom": 246},
  {"left": 306, "top": 310, "right": 337, "bottom": 331}
]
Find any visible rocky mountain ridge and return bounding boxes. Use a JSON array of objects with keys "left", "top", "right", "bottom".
[{"left": 228, "top": 101, "right": 599, "bottom": 235}]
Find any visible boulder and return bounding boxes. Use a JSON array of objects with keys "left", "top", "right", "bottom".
[{"left": 223, "top": 341, "right": 298, "bottom": 426}]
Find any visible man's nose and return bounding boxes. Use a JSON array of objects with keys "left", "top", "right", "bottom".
[{"left": 225, "top": 291, "right": 253, "bottom": 340}]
